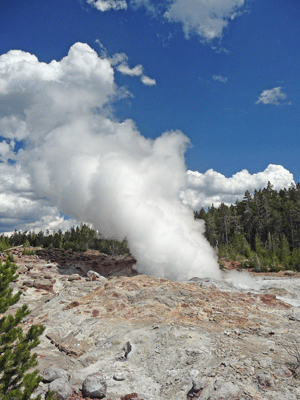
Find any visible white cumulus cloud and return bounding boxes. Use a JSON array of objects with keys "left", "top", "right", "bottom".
[
  {"left": 256, "top": 87, "right": 288, "bottom": 106},
  {"left": 0, "top": 42, "right": 219, "bottom": 281},
  {"left": 86, "top": 0, "right": 249, "bottom": 43},
  {"left": 0, "top": 42, "right": 294, "bottom": 280},
  {"left": 180, "top": 164, "right": 295, "bottom": 210},
  {"left": 164, "top": 0, "right": 247, "bottom": 41},
  {"left": 0, "top": 140, "right": 16, "bottom": 162},
  {"left": 0, "top": 116, "right": 27, "bottom": 141},
  {"left": 0, "top": 163, "right": 77, "bottom": 234},
  {"left": 87, "top": 0, "right": 127, "bottom": 11}
]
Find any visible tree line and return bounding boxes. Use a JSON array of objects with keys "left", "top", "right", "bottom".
[
  {"left": 0, "top": 224, "right": 130, "bottom": 256},
  {"left": 1, "top": 182, "right": 300, "bottom": 271},
  {"left": 195, "top": 182, "right": 300, "bottom": 272}
]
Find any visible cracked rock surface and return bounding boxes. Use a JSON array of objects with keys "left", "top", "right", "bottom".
[{"left": 2, "top": 248, "right": 300, "bottom": 399}]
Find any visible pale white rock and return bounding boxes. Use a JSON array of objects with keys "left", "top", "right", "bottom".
[
  {"left": 48, "top": 378, "right": 72, "bottom": 400},
  {"left": 82, "top": 373, "right": 107, "bottom": 399}
]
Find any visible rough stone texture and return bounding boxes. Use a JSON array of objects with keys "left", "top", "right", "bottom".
[
  {"left": 18, "top": 264, "right": 28, "bottom": 274},
  {"left": 113, "top": 372, "right": 126, "bottom": 381},
  {"left": 33, "top": 279, "right": 55, "bottom": 292},
  {"left": 43, "top": 366, "right": 70, "bottom": 383},
  {"left": 2, "top": 247, "right": 300, "bottom": 400},
  {"left": 82, "top": 373, "right": 107, "bottom": 399},
  {"left": 86, "top": 270, "right": 107, "bottom": 283},
  {"left": 257, "top": 372, "right": 274, "bottom": 388},
  {"left": 48, "top": 378, "right": 72, "bottom": 400}
]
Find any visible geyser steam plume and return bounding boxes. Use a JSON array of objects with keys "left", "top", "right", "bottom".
[{"left": 0, "top": 42, "right": 220, "bottom": 281}]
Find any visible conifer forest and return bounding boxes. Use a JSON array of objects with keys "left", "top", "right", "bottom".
[
  {"left": 195, "top": 182, "right": 300, "bottom": 272},
  {"left": 1, "top": 182, "right": 300, "bottom": 272}
]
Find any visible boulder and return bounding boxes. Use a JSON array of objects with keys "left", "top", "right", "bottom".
[
  {"left": 43, "top": 367, "right": 70, "bottom": 383},
  {"left": 33, "top": 279, "right": 54, "bottom": 291},
  {"left": 284, "top": 270, "right": 296, "bottom": 276},
  {"left": 48, "top": 378, "right": 72, "bottom": 400},
  {"left": 82, "top": 373, "right": 107, "bottom": 399}
]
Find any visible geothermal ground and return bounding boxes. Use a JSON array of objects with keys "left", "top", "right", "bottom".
[{"left": 3, "top": 247, "right": 300, "bottom": 400}]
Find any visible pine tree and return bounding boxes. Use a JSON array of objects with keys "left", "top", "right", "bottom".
[
  {"left": 279, "top": 234, "right": 291, "bottom": 269},
  {"left": 0, "top": 254, "right": 53, "bottom": 400}
]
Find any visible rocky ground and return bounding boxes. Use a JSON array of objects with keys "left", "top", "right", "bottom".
[{"left": 2, "top": 247, "right": 300, "bottom": 400}]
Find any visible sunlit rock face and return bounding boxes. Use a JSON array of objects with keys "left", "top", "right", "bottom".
[{"left": 5, "top": 248, "right": 300, "bottom": 400}]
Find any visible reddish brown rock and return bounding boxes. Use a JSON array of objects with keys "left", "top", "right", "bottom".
[
  {"left": 92, "top": 310, "right": 99, "bottom": 317},
  {"left": 64, "top": 301, "right": 80, "bottom": 311},
  {"left": 45, "top": 333, "right": 91, "bottom": 357},
  {"left": 33, "top": 279, "right": 55, "bottom": 292},
  {"left": 121, "top": 394, "right": 142, "bottom": 400}
]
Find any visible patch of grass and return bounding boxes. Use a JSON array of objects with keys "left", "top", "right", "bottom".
[{"left": 22, "top": 248, "right": 37, "bottom": 256}]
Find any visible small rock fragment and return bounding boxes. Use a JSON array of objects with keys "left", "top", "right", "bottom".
[
  {"left": 120, "top": 394, "right": 142, "bottom": 400},
  {"left": 275, "top": 366, "right": 293, "bottom": 379},
  {"left": 187, "top": 378, "right": 206, "bottom": 399},
  {"left": 257, "top": 372, "right": 274, "bottom": 388},
  {"left": 192, "top": 379, "right": 205, "bottom": 392},
  {"left": 18, "top": 265, "right": 28, "bottom": 274},
  {"left": 113, "top": 372, "right": 126, "bottom": 381},
  {"left": 86, "top": 270, "right": 107, "bottom": 283},
  {"left": 67, "top": 274, "right": 81, "bottom": 281},
  {"left": 87, "top": 270, "right": 101, "bottom": 279},
  {"left": 22, "top": 281, "right": 33, "bottom": 287},
  {"left": 43, "top": 274, "right": 53, "bottom": 279},
  {"left": 124, "top": 341, "right": 132, "bottom": 359}
]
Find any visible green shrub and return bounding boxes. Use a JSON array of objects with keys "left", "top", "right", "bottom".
[
  {"left": 0, "top": 256, "right": 54, "bottom": 400},
  {"left": 218, "top": 259, "right": 225, "bottom": 270},
  {"left": 22, "top": 249, "right": 36, "bottom": 256}
]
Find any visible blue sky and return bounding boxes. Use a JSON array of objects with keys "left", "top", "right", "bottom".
[
  {"left": 1, "top": 0, "right": 299, "bottom": 174},
  {"left": 0, "top": 0, "right": 299, "bottom": 232}
]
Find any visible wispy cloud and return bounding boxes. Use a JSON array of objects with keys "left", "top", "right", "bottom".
[
  {"left": 117, "top": 63, "right": 143, "bottom": 76},
  {"left": 256, "top": 87, "right": 288, "bottom": 106},
  {"left": 164, "top": 0, "right": 248, "bottom": 41},
  {"left": 87, "top": 0, "right": 127, "bottom": 12},
  {"left": 212, "top": 75, "right": 227, "bottom": 83},
  {"left": 87, "top": 0, "right": 249, "bottom": 43},
  {"left": 94, "top": 40, "right": 156, "bottom": 86},
  {"left": 140, "top": 74, "right": 156, "bottom": 86},
  {"left": 116, "top": 61, "right": 156, "bottom": 86}
]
